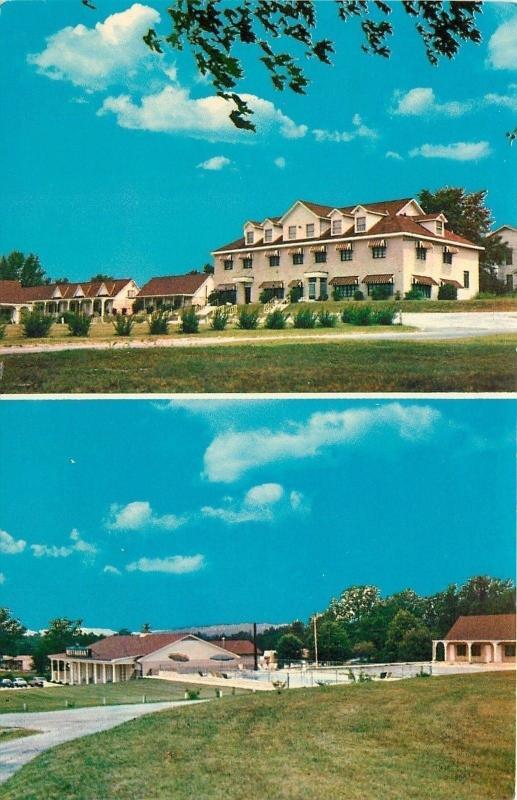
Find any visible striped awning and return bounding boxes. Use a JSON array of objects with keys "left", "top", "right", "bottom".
[
  {"left": 329, "top": 276, "right": 359, "bottom": 286},
  {"left": 415, "top": 240, "right": 433, "bottom": 250},
  {"left": 443, "top": 246, "right": 459, "bottom": 254},
  {"left": 238, "top": 253, "right": 253, "bottom": 260},
  {"left": 441, "top": 278, "right": 463, "bottom": 288},
  {"left": 259, "top": 281, "right": 284, "bottom": 289},
  {"left": 362, "top": 274, "right": 394, "bottom": 284},
  {"left": 218, "top": 256, "right": 234, "bottom": 262},
  {"left": 412, "top": 275, "right": 438, "bottom": 286},
  {"left": 309, "top": 244, "right": 327, "bottom": 253},
  {"left": 335, "top": 242, "right": 354, "bottom": 251},
  {"left": 264, "top": 250, "right": 279, "bottom": 258},
  {"left": 288, "top": 247, "right": 304, "bottom": 255},
  {"left": 216, "top": 284, "right": 236, "bottom": 291},
  {"left": 288, "top": 280, "right": 303, "bottom": 288},
  {"left": 367, "top": 239, "right": 387, "bottom": 248}
]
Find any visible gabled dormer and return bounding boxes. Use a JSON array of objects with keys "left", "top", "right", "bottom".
[
  {"left": 397, "top": 199, "right": 424, "bottom": 217},
  {"left": 96, "top": 282, "right": 109, "bottom": 297},
  {"left": 51, "top": 286, "right": 63, "bottom": 300},
  {"left": 329, "top": 209, "right": 353, "bottom": 236},
  {"left": 351, "top": 205, "right": 386, "bottom": 234},
  {"left": 243, "top": 220, "right": 263, "bottom": 246},
  {"left": 417, "top": 212, "right": 448, "bottom": 237},
  {"left": 279, "top": 200, "right": 332, "bottom": 242},
  {"left": 73, "top": 285, "right": 85, "bottom": 298},
  {"left": 262, "top": 217, "right": 282, "bottom": 244}
]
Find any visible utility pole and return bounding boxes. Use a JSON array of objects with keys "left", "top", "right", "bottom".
[
  {"left": 253, "top": 622, "right": 258, "bottom": 671},
  {"left": 313, "top": 614, "right": 320, "bottom": 668}
]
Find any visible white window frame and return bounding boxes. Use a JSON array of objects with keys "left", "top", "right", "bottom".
[
  {"left": 264, "top": 229, "right": 273, "bottom": 242},
  {"left": 332, "top": 220, "right": 342, "bottom": 235},
  {"left": 436, "top": 221, "right": 444, "bottom": 235},
  {"left": 246, "top": 231, "right": 254, "bottom": 245},
  {"left": 356, "top": 216, "right": 366, "bottom": 233},
  {"left": 306, "top": 223, "right": 315, "bottom": 238},
  {"left": 288, "top": 225, "right": 297, "bottom": 240}
]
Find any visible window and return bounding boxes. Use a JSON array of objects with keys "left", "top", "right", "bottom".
[
  {"left": 463, "top": 271, "right": 470, "bottom": 289},
  {"left": 506, "top": 250, "right": 513, "bottom": 266},
  {"left": 436, "top": 221, "right": 444, "bottom": 235},
  {"left": 315, "top": 251, "right": 327, "bottom": 264},
  {"left": 332, "top": 220, "right": 342, "bottom": 235},
  {"left": 504, "top": 644, "right": 516, "bottom": 657},
  {"left": 372, "top": 246, "right": 386, "bottom": 259},
  {"left": 246, "top": 231, "right": 254, "bottom": 245},
  {"left": 292, "top": 253, "right": 304, "bottom": 265},
  {"left": 416, "top": 247, "right": 427, "bottom": 261},
  {"left": 264, "top": 229, "right": 273, "bottom": 243},
  {"left": 456, "top": 644, "right": 467, "bottom": 657},
  {"left": 333, "top": 284, "right": 356, "bottom": 299},
  {"left": 242, "top": 257, "right": 253, "bottom": 269},
  {"left": 413, "top": 283, "right": 431, "bottom": 298},
  {"left": 306, "top": 223, "right": 315, "bottom": 238},
  {"left": 367, "top": 282, "right": 393, "bottom": 298},
  {"left": 340, "top": 249, "right": 353, "bottom": 262},
  {"left": 268, "top": 255, "right": 280, "bottom": 267},
  {"left": 223, "top": 259, "right": 234, "bottom": 271},
  {"left": 127, "top": 289, "right": 136, "bottom": 299},
  {"left": 443, "top": 251, "right": 453, "bottom": 264},
  {"left": 356, "top": 216, "right": 366, "bottom": 232},
  {"left": 320, "top": 277, "right": 328, "bottom": 299},
  {"left": 308, "top": 278, "right": 317, "bottom": 299},
  {"left": 471, "top": 644, "right": 481, "bottom": 657},
  {"left": 288, "top": 225, "right": 297, "bottom": 240}
]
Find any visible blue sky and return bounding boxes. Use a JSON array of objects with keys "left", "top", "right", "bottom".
[
  {"left": 0, "top": 1, "right": 516, "bottom": 284},
  {"left": 0, "top": 399, "right": 514, "bottom": 630}
]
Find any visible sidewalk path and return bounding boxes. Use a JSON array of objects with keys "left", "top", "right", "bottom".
[
  {"left": 0, "top": 312, "right": 515, "bottom": 356},
  {"left": 0, "top": 701, "right": 203, "bottom": 783}
]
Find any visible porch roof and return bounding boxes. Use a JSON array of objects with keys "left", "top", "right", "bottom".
[{"left": 444, "top": 614, "right": 516, "bottom": 642}]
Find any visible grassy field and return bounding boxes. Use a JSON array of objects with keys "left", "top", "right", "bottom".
[
  {"left": 0, "top": 679, "right": 228, "bottom": 714},
  {"left": 2, "top": 672, "right": 514, "bottom": 800},
  {"left": 0, "top": 334, "right": 515, "bottom": 392}
]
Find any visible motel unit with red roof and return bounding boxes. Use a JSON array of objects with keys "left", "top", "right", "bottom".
[{"left": 212, "top": 197, "right": 482, "bottom": 304}]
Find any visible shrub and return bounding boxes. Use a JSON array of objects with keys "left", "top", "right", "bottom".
[
  {"left": 371, "top": 308, "right": 396, "bottom": 326},
  {"left": 148, "top": 312, "right": 169, "bottom": 335},
  {"left": 438, "top": 283, "right": 457, "bottom": 300},
  {"left": 113, "top": 315, "right": 134, "bottom": 336},
  {"left": 317, "top": 309, "right": 337, "bottom": 327},
  {"left": 210, "top": 307, "right": 230, "bottom": 330},
  {"left": 0, "top": 322, "right": 6, "bottom": 340},
  {"left": 293, "top": 308, "right": 317, "bottom": 328},
  {"left": 186, "top": 689, "right": 200, "bottom": 700},
  {"left": 289, "top": 285, "right": 303, "bottom": 303},
  {"left": 181, "top": 307, "right": 199, "bottom": 334},
  {"left": 353, "top": 290, "right": 364, "bottom": 301},
  {"left": 319, "top": 292, "right": 328, "bottom": 301},
  {"left": 342, "top": 306, "right": 372, "bottom": 326},
  {"left": 265, "top": 309, "right": 287, "bottom": 329},
  {"left": 22, "top": 310, "right": 54, "bottom": 338},
  {"left": 404, "top": 287, "right": 426, "bottom": 300},
  {"left": 370, "top": 286, "right": 393, "bottom": 300},
  {"left": 259, "top": 289, "right": 271, "bottom": 304},
  {"left": 66, "top": 313, "right": 92, "bottom": 337},
  {"left": 237, "top": 307, "right": 259, "bottom": 330}
]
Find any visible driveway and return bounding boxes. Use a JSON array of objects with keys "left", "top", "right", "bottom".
[
  {"left": 0, "top": 312, "right": 515, "bottom": 356},
  {"left": 0, "top": 701, "right": 203, "bottom": 783}
]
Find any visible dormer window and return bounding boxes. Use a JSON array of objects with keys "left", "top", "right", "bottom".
[
  {"left": 264, "top": 229, "right": 272, "bottom": 243},
  {"left": 246, "top": 231, "right": 254, "bottom": 245},
  {"left": 332, "top": 220, "right": 342, "bottom": 235},
  {"left": 306, "top": 223, "right": 315, "bottom": 238},
  {"left": 436, "top": 221, "right": 444, "bottom": 235},
  {"left": 356, "top": 217, "right": 366, "bottom": 233},
  {"left": 288, "top": 225, "right": 297, "bottom": 240}
]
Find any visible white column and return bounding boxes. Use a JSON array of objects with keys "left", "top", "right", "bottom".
[
  {"left": 69, "top": 661, "right": 74, "bottom": 686},
  {"left": 102, "top": 663, "right": 106, "bottom": 684},
  {"left": 93, "top": 663, "right": 98, "bottom": 684},
  {"left": 431, "top": 641, "right": 437, "bottom": 662},
  {"left": 467, "top": 642, "right": 472, "bottom": 663},
  {"left": 113, "top": 664, "right": 118, "bottom": 683},
  {"left": 493, "top": 641, "right": 502, "bottom": 663}
]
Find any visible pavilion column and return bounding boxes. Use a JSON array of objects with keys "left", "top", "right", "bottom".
[
  {"left": 431, "top": 641, "right": 437, "bottom": 662},
  {"left": 93, "top": 663, "right": 98, "bottom": 685},
  {"left": 113, "top": 664, "right": 118, "bottom": 683},
  {"left": 69, "top": 661, "right": 74, "bottom": 686},
  {"left": 467, "top": 642, "right": 472, "bottom": 663},
  {"left": 50, "top": 659, "right": 54, "bottom": 681},
  {"left": 102, "top": 663, "right": 106, "bottom": 684},
  {"left": 493, "top": 641, "right": 502, "bottom": 663}
]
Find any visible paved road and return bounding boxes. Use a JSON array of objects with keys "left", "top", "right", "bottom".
[
  {"left": 0, "top": 701, "right": 203, "bottom": 784},
  {"left": 0, "top": 312, "right": 515, "bottom": 356}
]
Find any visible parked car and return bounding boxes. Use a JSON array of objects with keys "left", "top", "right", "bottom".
[
  {"left": 12, "top": 678, "right": 28, "bottom": 688},
  {"left": 1, "top": 678, "right": 13, "bottom": 688},
  {"left": 28, "top": 677, "right": 45, "bottom": 687}
]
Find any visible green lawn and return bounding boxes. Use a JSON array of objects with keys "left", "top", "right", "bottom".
[
  {"left": 0, "top": 679, "right": 226, "bottom": 715},
  {"left": 1, "top": 335, "right": 515, "bottom": 392},
  {"left": 2, "top": 672, "right": 514, "bottom": 800}
]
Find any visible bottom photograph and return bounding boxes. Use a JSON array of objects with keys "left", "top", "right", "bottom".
[{"left": 0, "top": 397, "right": 514, "bottom": 800}]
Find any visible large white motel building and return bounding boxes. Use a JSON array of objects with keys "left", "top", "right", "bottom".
[{"left": 212, "top": 196, "right": 481, "bottom": 304}]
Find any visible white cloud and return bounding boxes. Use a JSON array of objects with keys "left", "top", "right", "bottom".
[
  {"left": 0, "top": 530, "right": 26, "bottom": 555},
  {"left": 385, "top": 150, "right": 403, "bottom": 161},
  {"left": 313, "top": 114, "right": 378, "bottom": 143},
  {"left": 197, "top": 155, "right": 231, "bottom": 171},
  {"left": 289, "top": 490, "right": 303, "bottom": 511},
  {"left": 106, "top": 501, "right": 185, "bottom": 531},
  {"left": 28, "top": 3, "right": 161, "bottom": 91},
  {"left": 484, "top": 91, "right": 517, "bottom": 111},
  {"left": 409, "top": 141, "right": 491, "bottom": 161},
  {"left": 69, "top": 528, "right": 97, "bottom": 555},
  {"left": 31, "top": 529, "right": 97, "bottom": 559},
  {"left": 201, "top": 482, "right": 305, "bottom": 525},
  {"left": 392, "top": 88, "right": 470, "bottom": 117},
  {"left": 0, "top": 573, "right": 5, "bottom": 585},
  {"left": 203, "top": 403, "right": 440, "bottom": 483},
  {"left": 104, "top": 565, "right": 122, "bottom": 576},
  {"left": 487, "top": 18, "right": 517, "bottom": 70},
  {"left": 99, "top": 86, "right": 307, "bottom": 142},
  {"left": 126, "top": 555, "right": 205, "bottom": 574},
  {"left": 274, "top": 156, "right": 286, "bottom": 169},
  {"left": 245, "top": 483, "right": 284, "bottom": 507}
]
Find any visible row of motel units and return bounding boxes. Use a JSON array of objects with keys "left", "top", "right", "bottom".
[
  {"left": 49, "top": 633, "right": 262, "bottom": 685},
  {"left": 136, "top": 273, "right": 214, "bottom": 310},
  {"left": 212, "top": 197, "right": 482, "bottom": 304},
  {"left": 432, "top": 614, "right": 516, "bottom": 664}
]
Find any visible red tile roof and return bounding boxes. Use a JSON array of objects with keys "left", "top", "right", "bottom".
[
  {"left": 444, "top": 615, "right": 516, "bottom": 641},
  {"left": 214, "top": 639, "right": 262, "bottom": 656},
  {"left": 0, "top": 280, "right": 28, "bottom": 304},
  {"left": 0, "top": 279, "right": 134, "bottom": 303},
  {"left": 137, "top": 274, "right": 209, "bottom": 298}
]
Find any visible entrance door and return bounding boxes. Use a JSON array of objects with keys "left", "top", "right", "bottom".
[{"left": 244, "top": 286, "right": 252, "bottom": 304}]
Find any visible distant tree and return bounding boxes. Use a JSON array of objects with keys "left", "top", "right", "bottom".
[
  {"left": 91, "top": 274, "right": 113, "bottom": 282},
  {"left": 457, "top": 576, "right": 516, "bottom": 617},
  {"left": 384, "top": 610, "right": 431, "bottom": 662},
  {"left": 0, "top": 608, "right": 26, "bottom": 656},
  {"left": 256, "top": 625, "right": 290, "bottom": 652},
  {"left": 53, "top": 277, "right": 70, "bottom": 284},
  {"left": 351, "top": 640, "right": 377, "bottom": 662},
  {"left": 141, "top": 1, "right": 482, "bottom": 131},
  {"left": 308, "top": 619, "right": 351, "bottom": 662},
  {"left": 328, "top": 585, "right": 381, "bottom": 622},
  {"left": 397, "top": 626, "right": 432, "bottom": 662},
  {"left": 141, "top": 622, "right": 152, "bottom": 633},
  {"left": 32, "top": 618, "right": 84, "bottom": 674},
  {"left": 203, "top": 263, "right": 215, "bottom": 275},
  {"left": 276, "top": 633, "right": 304, "bottom": 662},
  {"left": 0, "top": 251, "right": 49, "bottom": 287},
  {"left": 385, "top": 588, "right": 425, "bottom": 618},
  {"left": 117, "top": 628, "right": 132, "bottom": 636},
  {"left": 423, "top": 583, "right": 460, "bottom": 637}
]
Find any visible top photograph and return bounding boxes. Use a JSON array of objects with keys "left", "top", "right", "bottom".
[{"left": 0, "top": 0, "right": 515, "bottom": 394}]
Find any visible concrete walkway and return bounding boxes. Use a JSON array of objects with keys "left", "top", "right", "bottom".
[
  {"left": 0, "top": 701, "right": 203, "bottom": 784},
  {"left": 0, "top": 312, "right": 515, "bottom": 356}
]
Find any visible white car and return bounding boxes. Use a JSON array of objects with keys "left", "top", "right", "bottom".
[{"left": 12, "top": 678, "right": 28, "bottom": 688}]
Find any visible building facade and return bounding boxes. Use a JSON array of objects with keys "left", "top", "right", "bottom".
[
  {"left": 136, "top": 273, "right": 214, "bottom": 310},
  {"left": 432, "top": 614, "right": 516, "bottom": 665},
  {"left": 212, "top": 197, "right": 481, "bottom": 304},
  {"left": 490, "top": 225, "right": 517, "bottom": 290}
]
